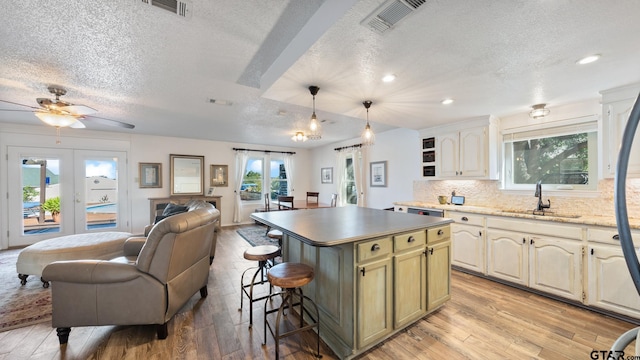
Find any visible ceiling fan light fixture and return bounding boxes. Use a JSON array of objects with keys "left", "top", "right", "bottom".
[
  {"left": 34, "top": 111, "right": 78, "bottom": 127},
  {"left": 361, "top": 100, "right": 375, "bottom": 146},
  {"left": 307, "top": 85, "right": 322, "bottom": 140},
  {"left": 529, "top": 103, "right": 550, "bottom": 119}
]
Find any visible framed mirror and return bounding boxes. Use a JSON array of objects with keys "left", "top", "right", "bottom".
[{"left": 170, "top": 154, "right": 204, "bottom": 195}]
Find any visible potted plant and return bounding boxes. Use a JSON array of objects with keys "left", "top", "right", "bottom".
[{"left": 41, "top": 196, "right": 60, "bottom": 222}]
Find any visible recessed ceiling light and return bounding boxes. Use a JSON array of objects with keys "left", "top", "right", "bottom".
[
  {"left": 441, "top": 98, "right": 454, "bottom": 105},
  {"left": 576, "top": 54, "right": 601, "bottom": 65},
  {"left": 382, "top": 74, "right": 396, "bottom": 83}
]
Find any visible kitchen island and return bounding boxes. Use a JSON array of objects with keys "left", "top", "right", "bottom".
[{"left": 251, "top": 207, "right": 453, "bottom": 359}]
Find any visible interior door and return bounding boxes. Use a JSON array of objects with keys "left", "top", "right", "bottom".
[{"left": 7, "top": 146, "right": 129, "bottom": 247}]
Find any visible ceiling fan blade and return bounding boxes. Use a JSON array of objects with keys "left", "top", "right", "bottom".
[
  {"left": 84, "top": 115, "right": 135, "bottom": 129},
  {"left": 0, "top": 99, "right": 40, "bottom": 110},
  {"left": 62, "top": 104, "right": 97, "bottom": 116},
  {"left": 69, "top": 119, "right": 86, "bottom": 129}
]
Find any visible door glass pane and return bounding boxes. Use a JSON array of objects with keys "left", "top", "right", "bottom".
[
  {"left": 22, "top": 157, "right": 61, "bottom": 235},
  {"left": 345, "top": 157, "right": 357, "bottom": 205},
  {"left": 84, "top": 159, "right": 118, "bottom": 230}
]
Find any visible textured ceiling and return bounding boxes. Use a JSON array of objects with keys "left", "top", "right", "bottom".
[{"left": 0, "top": 0, "right": 639, "bottom": 148}]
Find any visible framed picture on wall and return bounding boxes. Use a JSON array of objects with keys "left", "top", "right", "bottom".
[
  {"left": 210, "top": 164, "right": 228, "bottom": 187},
  {"left": 321, "top": 167, "right": 333, "bottom": 184},
  {"left": 139, "top": 162, "right": 162, "bottom": 188},
  {"left": 370, "top": 161, "right": 387, "bottom": 187},
  {"left": 170, "top": 154, "right": 205, "bottom": 195}
]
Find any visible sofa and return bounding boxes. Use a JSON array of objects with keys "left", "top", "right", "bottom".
[
  {"left": 145, "top": 199, "right": 219, "bottom": 263},
  {"left": 42, "top": 202, "right": 220, "bottom": 344}
]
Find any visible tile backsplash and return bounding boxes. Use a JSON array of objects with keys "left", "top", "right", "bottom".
[{"left": 414, "top": 179, "right": 640, "bottom": 218}]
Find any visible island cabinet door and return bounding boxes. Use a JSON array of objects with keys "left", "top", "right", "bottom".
[
  {"left": 427, "top": 240, "right": 452, "bottom": 310},
  {"left": 357, "top": 257, "right": 393, "bottom": 349},
  {"left": 393, "top": 247, "right": 427, "bottom": 328}
]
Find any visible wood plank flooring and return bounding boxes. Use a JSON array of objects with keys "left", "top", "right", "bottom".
[{"left": 0, "top": 225, "right": 637, "bottom": 359}]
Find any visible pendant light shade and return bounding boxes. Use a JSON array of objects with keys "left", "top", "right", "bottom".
[
  {"left": 361, "top": 100, "right": 375, "bottom": 146},
  {"left": 307, "top": 85, "right": 321, "bottom": 140}
]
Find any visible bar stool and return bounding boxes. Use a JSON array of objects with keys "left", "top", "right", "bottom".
[
  {"left": 263, "top": 262, "right": 321, "bottom": 359},
  {"left": 239, "top": 245, "right": 281, "bottom": 328},
  {"left": 267, "top": 229, "right": 283, "bottom": 247}
]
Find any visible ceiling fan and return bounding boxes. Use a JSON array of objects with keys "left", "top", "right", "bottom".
[{"left": 0, "top": 85, "right": 135, "bottom": 130}]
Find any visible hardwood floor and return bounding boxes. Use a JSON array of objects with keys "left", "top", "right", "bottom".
[{"left": 0, "top": 225, "right": 637, "bottom": 359}]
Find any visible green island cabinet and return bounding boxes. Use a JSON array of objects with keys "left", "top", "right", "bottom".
[{"left": 251, "top": 207, "right": 452, "bottom": 359}]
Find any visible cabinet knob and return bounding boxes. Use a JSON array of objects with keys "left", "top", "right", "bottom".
[
  {"left": 522, "top": 238, "right": 526, "bottom": 244},
  {"left": 407, "top": 236, "right": 415, "bottom": 243},
  {"left": 371, "top": 244, "right": 381, "bottom": 251},
  {"left": 437, "top": 229, "right": 444, "bottom": 236},
  {"left": 479, "top": 231, "right": 482, "bottom": 236},
  {"left": 530, "top": 238, "right": 534, "bottom": 245},
  {"left": 461, "top": 217, "right": 469, "bottom": 221},
  {"left": 613, "top": 234, "right": 620, "bottom": 240}
]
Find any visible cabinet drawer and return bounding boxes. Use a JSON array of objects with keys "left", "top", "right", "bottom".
[
  {"left": 357, "top": 237, "right": 392, "bottom": 263},
  {"left": 394, "top": 230, "right": 426, "bottom": 252},
  {"left": 447, "top": 212, "right": 484, "bottom": 227},
  {"left": 588, "top": 227, "right": 640, "bottom": 246},
  {"left": 427, "top": 226, "right": 450, "bottom": 243}
]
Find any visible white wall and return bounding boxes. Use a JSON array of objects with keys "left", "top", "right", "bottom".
[
  {"left": 309, "top": 127, "right": 420, "bottom": 209},
  {"left": 0, "top": 124, "right": 312, "bottom": 248}
]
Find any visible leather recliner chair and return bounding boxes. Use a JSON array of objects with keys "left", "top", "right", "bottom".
[
  {"left": 42, "top": 203, "right": 220, "bottom": 345},
  {"left": 145, "top": 199, "right": 220, "bottom": 263}
]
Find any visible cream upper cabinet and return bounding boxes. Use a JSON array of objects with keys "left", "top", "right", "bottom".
[
  {"left": 601, "top": 83, "right": 640, "bottom": 178},
  {"left": 437, "top": 126, "right": 487, "bottom": 178},
  {"left": 420, "top": 115, "right": 500, "bottom": 180}
]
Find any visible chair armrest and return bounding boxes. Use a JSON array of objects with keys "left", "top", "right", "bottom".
[
  {"left": 144, "top": 224, "right": 154, "bottom": 237},
  {"left": 43, "top": 260, "right": 142, "bottom": 284},
  {"left": 123, "top": 236, "right": 147, "bottom": 256}
]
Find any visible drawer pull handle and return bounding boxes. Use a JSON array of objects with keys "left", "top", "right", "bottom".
[
  {"left": 407, "top": 236, "right": 415, "bottom": 243},
  {"left": 613, "top": 234, "right": 620, "bottom": 240},
  {"left": 461, "top": 217, "right": 469, "bottom": 221},
  {"left": 429, "top": 248, "right": 434, "bottom": 255},
  {"left": 371, "top": 244, "right": 381, "bottom": 251},
  {"left": 437, "top": 229, "right": 444, "bottom": 236}
]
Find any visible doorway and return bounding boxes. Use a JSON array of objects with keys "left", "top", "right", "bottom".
[{"left": 7, "top": 146, "right": 129, "bottom": 247}]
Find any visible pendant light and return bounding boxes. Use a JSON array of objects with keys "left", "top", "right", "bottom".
[
  {"left": 307, "top": 85, "right": 321, "bottom": 140},
  {"left": 361, "top": 100, "right": 375, "bottom": 146}
]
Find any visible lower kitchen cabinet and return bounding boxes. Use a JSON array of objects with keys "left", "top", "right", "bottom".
[
  {"left": 427, "top": 240, "right": 452, "bottom": 310},
  {"left": 357, "top": 257, "right": 392, "bottom": 348},
  {"left": 587, "top": 244, "right": 640, "bottom": 318},
  {"left": 487, "top": 229, "right": 528, "bottom": 286},
  {"left": 394, "top": 247, "right": 427, "bottom": 328},
  {"left": 448, "top": 211, "right": 485, "bottom": 274},
  {"left": 487, "top": 226, "right": 583, "bottom": 301}
]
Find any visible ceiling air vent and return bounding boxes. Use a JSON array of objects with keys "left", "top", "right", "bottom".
[
  {"left": 361, "top": 0, "right": 427, "bottom": 34},
  {"left": 140, "top": 0, "right": 192, "bottom": 18}
]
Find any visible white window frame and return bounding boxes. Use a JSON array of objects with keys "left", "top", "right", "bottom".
[{"left": 502, "top": 118, "right": 598, "bottom": 192}]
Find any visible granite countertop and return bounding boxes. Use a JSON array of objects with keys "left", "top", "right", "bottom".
[
  {"left": 251, "top": 206, "right": 453, "bottom": 247},
  {"left": 394, "top": 201, "right": 640, "bottom": 230}
]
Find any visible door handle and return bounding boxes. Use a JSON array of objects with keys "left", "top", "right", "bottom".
[
  {"left": 407, "top": 236, "right": 415, "bottom": 243},
  {"left": 371, "top": 244, "right": 381, "bottom": 251}
]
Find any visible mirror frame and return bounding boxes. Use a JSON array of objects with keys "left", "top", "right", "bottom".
[{"left": 170, "top": 154, "right": 205, "bottom": 196}]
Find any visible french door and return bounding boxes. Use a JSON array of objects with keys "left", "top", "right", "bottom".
[{"left": 7, "top": 146, "right": 129, "bottom": 247}]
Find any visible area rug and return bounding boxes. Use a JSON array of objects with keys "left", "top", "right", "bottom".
[
  {"left": 0, "top": 249, "right": 52, "bottom": 332},
  {"left": 236, "top": 225, "right": 280, "bottom": 247}
]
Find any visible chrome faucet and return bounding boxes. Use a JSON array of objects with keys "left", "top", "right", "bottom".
[{"left": 534, "top": 180, "right": 551, "bottom": 212}]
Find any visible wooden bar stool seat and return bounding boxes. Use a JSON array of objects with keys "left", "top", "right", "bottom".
[
  {"left": 267, "top": 229, "right": 283, "bottom": 247},
  {"left": 263, "top": 263, "right": 321, "bottom": 359},
  {"left": 239, "top": 245, "right": 281, "bottom": 328}
]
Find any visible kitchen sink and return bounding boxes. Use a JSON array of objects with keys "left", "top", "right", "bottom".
[{"left": 499, "top": 210, "right": 581, "bottom": 219}]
